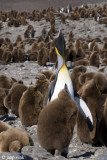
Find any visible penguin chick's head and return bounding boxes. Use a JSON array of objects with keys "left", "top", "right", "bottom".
[
  {"left": 9, "top": 140, "right": 21, "bottom": 152},
  {"left": 55, "top": 30, "right": 66, "bottom": 59}
]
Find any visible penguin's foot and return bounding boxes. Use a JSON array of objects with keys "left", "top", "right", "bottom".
[
  {"left": 55, "top": 149, "right": 60, "bottom": 156},
  {"left": 47, "top": 149, "right": 55, "bottom": 155},
  {"left": 61, "top": 146, "right": 68, "bottom": 158},
  {"left": 61, "top": 151, "right": 68, "bottom": 158}
]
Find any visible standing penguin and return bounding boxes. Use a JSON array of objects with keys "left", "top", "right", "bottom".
[
  {"left": 41, "top": 28, "right": 47, "bottom": 38},
  {"left": 67, "top": 4, "right": 72, "bottom": 13},
  {"left": 37, "top": 30, "right": 93, "bottom": 157},
  {"left": 30, "top": 29, "right": 36, "bottom": 38},
  {"left": 46, "top": 30, "right": 93, "bottom": 131}
]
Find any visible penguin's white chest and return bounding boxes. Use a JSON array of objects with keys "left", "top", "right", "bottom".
[{"left": 51, "top": 66, "right": 74, "bottom": 101}]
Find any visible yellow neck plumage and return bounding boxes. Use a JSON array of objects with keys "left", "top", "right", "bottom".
[{"left": 55, "top": 47, "right": 67, "bottom": 71}]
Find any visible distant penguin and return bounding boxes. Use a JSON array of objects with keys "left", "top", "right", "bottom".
[
  {"left": 58, "top": 8, "right": 64, "bottom": 13},
  {"left": 37, "top": 87, "right": 77, "bottom": 157},
  {"left": 30, "top": 29, "right": 36, "bottom": 38},
  {"left": 41, "top": 28, "right": 47, "bottom": 38},
  {"left": 24, "top": 53, "right": 30, "bottom": 61},
  {"left": 94, "top": 13, "right": 100, "bottom": 22},
  {"left": 0, "top": 128, "right": 31, "bottom": 152},
  {"left": 67, "top": 4, "right": 72, "bottom": 13}
]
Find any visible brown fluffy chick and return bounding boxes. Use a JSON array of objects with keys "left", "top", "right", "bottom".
[
  {"left": 37, "top": 47, "right": 48, "bottom": 66},
  {"left": 37, "top": 88, "right": 77, "bottom": 158},
  {"left": 4, "top": 83, "right": 27, "bottom": 117},
  {"left": 79, "top": 72, "right": 96, "bottom": 85},
  {"left": 0, "top": 88, "right": 8, "bottom": 115},
  {"left": 74, "top": 59, "right": 89, "bottom": 67},
  {"left": 102, "top": 52, "right": 107, "bottom": 66},
  {"left": 75, "top": 39, "right": 81, "bottom": 51},
  {"left": 2, "top": 50, "right": 12, "bottom": 64},
  {"left": 19, "top": 85, "right": 43, "bottom": 127},
  {"left": 0, "top": 75, "right": 14, "bottom": 89},
  {"left": 0, "top": 128, "right": 30, "bottom": 153},
  {"left": 89, "top": 51, "right": 100, "bottom": 67},
  {"left": 70, "top": 65, "right": 86, "bottom": 91},
  {"left": 77, "top": 72, "right": 107, "bottom": 145},
  {"left": 98, "top": 98, "right": 107, "bottom": 146},
  {"left": 41, "top": 70, "right": 55, "bottom": 80},
  {"left": 76, "top": 47, "right": 85, "bottom": 60},
  {"left": 0, "top": 121, "right": 11, "bottom": 133},
  {"left": 35, "top": 73, "right": 50, "bottom": 106},
  {"left": 49, "top": 47, "right": 57, "bottom": 63}
]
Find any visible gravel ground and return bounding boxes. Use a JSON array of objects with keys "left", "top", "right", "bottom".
[{"left": 0, "top": 1, "right": 107, "bottom": 160}]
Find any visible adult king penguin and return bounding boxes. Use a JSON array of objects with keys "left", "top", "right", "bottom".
[{"left": 46, "top": 30, "right": 93, "bottom": 131}]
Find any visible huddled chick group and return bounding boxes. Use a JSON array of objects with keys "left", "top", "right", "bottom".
[
  {"left": 0, "top": 4, "right": 107, "bottom": 67},
  {"left": 0, "top": 64, "right": 107, "bottom": 157},
  {"left": 0, "top": 31, "right": 107, "bottom": 68}
]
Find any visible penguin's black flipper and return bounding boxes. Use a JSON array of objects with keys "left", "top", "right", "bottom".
[
  {"left": 74, "top": 90, "right": 93, "bottom": 131},
  {"left": 46, "top": 76, "right": 57, "bottom": 105}
]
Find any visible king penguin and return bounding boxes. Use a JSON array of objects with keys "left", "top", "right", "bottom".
[{"left": 46, "top": 30, "right": 93, "bottom": 131}]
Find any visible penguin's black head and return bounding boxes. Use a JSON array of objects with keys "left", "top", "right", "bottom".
[{"left": 55, "top": 30, "right": 66, "bottom": 58}]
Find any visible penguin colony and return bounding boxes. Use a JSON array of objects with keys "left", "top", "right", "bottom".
[
  {"left": 0, "top": 3, "right": 106, "bottom": 158},
  {"left": 0, "top": 4, "right": 107, "bottom": 66}
]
